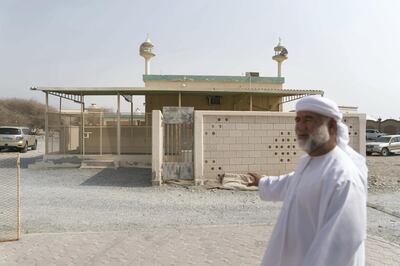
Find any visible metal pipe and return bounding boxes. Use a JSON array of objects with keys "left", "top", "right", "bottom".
[
  {"left": 81, "top": 94, "right": 85, "bottom": 156},
  {"left": 45, "top": 92, "right": 49, "bottom": 155},
  {"left": 117, "top": 93, "right": 121, "bottom": 155},
  {"left": 131, "top": 100, "right": 133, "bottom": 126},
  {"left": 16, "top": 154, "right": 20, "bottom": 240},
  {"left": 100, "top": 111, "right": 103, "bottom": 155}
]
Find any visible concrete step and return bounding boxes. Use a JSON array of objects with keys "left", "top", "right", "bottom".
[{"left": 80, "top": 159, "right": 118, "bottom": 169}]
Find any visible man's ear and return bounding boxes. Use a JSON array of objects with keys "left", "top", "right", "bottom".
[{"left": 329, "top": 119, "right": 337, "bottom": 135}]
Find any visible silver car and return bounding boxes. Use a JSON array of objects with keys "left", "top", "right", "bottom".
[
  {"left": 366, "top": 129, "right": 386, "bottom": 140},
  {"left": 0, "top": 126, "right": 37, "bottom": 153},
  {"left": 366, "top": 135, "right": 400, "bottom": 156}
]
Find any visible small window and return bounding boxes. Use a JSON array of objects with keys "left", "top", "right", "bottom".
[
  {"left": 208, "top": 96, "right": 221, "bottom": 105},
  {"left": 22, "top": 129, "right": 30, "bottom": 135}
]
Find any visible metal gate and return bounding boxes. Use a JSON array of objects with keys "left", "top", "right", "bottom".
[
  {"left": 163, "top": 107, "right": 194, "bottom": 180},
  {"left": 0, "top": 153, "right": 20, "bottom": 242}
]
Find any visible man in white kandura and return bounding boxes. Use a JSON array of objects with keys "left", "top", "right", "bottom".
[{"left": 248, "top": 95, "right": 368, "bottom": 266}]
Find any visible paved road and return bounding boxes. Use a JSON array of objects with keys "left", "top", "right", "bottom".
[{"left": 1, "top": 224, "right": 399, "bottom": 266}]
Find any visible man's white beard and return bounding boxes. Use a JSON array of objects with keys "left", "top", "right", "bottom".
[{"left": 297, "top": 122, "right": 330, "bottom": 154}]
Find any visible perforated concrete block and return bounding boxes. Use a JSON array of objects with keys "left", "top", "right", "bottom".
[
  {"left": 229, "top": 117, "right": 243, "bottom": 123},
  {"left": 247, "top": 144, "right": 256, "bottom": 150},
  {"left": 242, "top": 116, "right": 254, "bottom": 122},
  {"left": 205, "top": 136, "right": 219, "bottom": 144},
  {"left": 242, "top": 130, "right": 255, "bottom": 137},
  {"left": 270, "top": 117, "right": 282, "bottom": 123},
  {"left": 254, "top": 130, "right": 267, "bottom": 137},
  {"left": 216, "top": 131, "right": 230, "bottom": 137},
  {"left": 273, "top": 124, "right": 287, "bottom": 130},
  {"left": 267, "top": 130, "right": 280, "bottom": 136},
  {"left": 210, "top": 151, "right": 224, "bottom": 158},
  {"left": 203, "top": 117, "right": 216, "bottom": 123},
  {"left": 285, "top": 123, "right": 294, "bottom": 130},
  {"left": 236, "top": 164, "right": 248, "bottom": 172},
  {"left": 228, "top": 144, "right": 241, "bottom": 151},
  {"left": 248, "top": 164, "right": 261, "bottom": 171},
  {"left": 236, "top": 136, "right": 249, "bottom": 144},
  {"left": 254, "top": 157, "right": 268, "bottom": 164},
  {"left": 255, "top": 116, "right": 270, "bottom": 123},
  {"left": 248, "top": 136, "right": 262, "bottom": 144},
  {"left": 204, "top": 144, "right": 216, "bottom": 151},
  {"left": 241, "top": 158, "right": 254, "bottom": 165},
  {"left": 223, "top": 137, "right": 236, "bottom": 144},
  {"left": 229, "top": 131, "right": 242, "bottom": 137},
  {"left": 236, "top": 123, "right": 249, "bottom": 130},
  {"left": 261, "top": 136, "right": 272, "bottom": 143},
  {"left": 230, "top": 157, "right": 242, "bottom": 165},
  {"left": 222, "top": 123, "right": 236, "bottom": 130},
  {"left": 249, "top": 124, "right": 263, "bottom": 130},
  {"left": 218, "top": 158, "right": 230, "bottom": 164},
  {"left": 261, "top": 124, "right": 273, "bottom": 130},
  {"left": 239, "top": 151, "right": 249, "bottom": 158},
  {"left": 216, "top": 144, "right": 230, "bottom": 151}
]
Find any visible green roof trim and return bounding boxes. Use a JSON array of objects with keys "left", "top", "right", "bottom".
[{"left": 143, "top": 74, "right": 285, "bottom": 84}]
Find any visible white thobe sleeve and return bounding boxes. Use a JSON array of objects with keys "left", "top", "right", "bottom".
[
  {"left": 302, "top": 180, "right": 367, "bottom": 266},
  {"left": 258, "top": 172, "right": 295, "bottom": 202}
]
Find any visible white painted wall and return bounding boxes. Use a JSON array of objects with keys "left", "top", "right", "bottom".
[{"left": 151, "top": 110, "right": 163, "bottom": 185}]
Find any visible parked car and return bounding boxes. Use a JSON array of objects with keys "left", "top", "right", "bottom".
[
  {"left": 366, "top": 135, "right": 400, "bottom": 156},
  {"left": 0, "top": 126, "right": 37, "bottom": 153},
  {"left": 366, "top": 129, "right": 386, "bottom": 140}
]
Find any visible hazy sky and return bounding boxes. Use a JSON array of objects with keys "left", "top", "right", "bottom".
[{"left": 1, "top": 0, "right": 399, "bottom": 118}]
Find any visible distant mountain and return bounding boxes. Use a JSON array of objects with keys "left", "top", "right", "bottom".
[{"left": 0, "top": 98, "right": 53, "bottom": 129}]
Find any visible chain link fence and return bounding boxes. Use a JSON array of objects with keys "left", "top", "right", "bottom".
[
  {"left": 0, "top": 153, "right": 20, "bottom": 242},
  {"left": 46, "top": 112, "right": 152, "bottom": 155}
]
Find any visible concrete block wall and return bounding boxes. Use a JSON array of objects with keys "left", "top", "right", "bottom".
[
  {"left": 194, "top": 111, "right": 365, "bottom": 183},
  {"left": 152, "top": 110, "right": 163, "bottom": 186}
]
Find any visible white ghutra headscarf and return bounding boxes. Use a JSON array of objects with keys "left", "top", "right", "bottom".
[{"left": 295, "top": 95, "right": 368, "bottom": 188}]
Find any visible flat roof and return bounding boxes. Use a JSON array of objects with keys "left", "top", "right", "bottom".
[
  {"left": 31, "top": 86, "right": 323, "bottom": 97},
  {"left": 143, "top": 74, "right": 285, "bottom": 84}
]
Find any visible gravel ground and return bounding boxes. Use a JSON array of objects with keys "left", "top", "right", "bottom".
[
  {"left": 367, "top": 153, "right": 400, "bottom": 193},
  {"left": 20, "top": 167, "right": 282, "bottom": 233},
  {"left": 2, "top": 139, "right": 400, "bottom": 245}
]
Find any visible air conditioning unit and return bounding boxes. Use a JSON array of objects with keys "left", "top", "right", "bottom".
[
  {"left": 245, "top": 72, "right": 259, "bottom": 77},
  {"left": 208, "top": 96, "right": 221, "bottom": 105}
]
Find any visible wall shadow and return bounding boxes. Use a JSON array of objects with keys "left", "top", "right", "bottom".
[
  {"left": 80, "top": 167, "right": 152, "bottom": 187},
  {"left": 20, "top": 155, "right": 44, "bottom": 168},
  {"left": 0, "top": 151, "right": 44, "bottom": 169}
]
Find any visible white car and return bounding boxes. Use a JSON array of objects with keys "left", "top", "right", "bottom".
[
  {"left": 366, "top": 135, "right": 400, "bottom": 156},
  {"left": 0, "top": 126, "right": 37, "bottom": 153}
]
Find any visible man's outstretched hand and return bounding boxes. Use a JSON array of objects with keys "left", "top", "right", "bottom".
[{"left": 247, "top": 172, "right": 262, "bottom": 186}]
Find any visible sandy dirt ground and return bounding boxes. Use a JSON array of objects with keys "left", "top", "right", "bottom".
[{"left": 367, "top": 154, "right": 400, "bottom": 193}]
